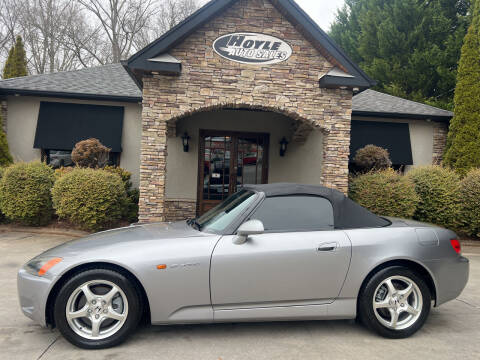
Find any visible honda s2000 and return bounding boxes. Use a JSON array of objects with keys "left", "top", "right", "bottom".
[{"left": 18, "top": 184, "right": 469, "bottom": 348}]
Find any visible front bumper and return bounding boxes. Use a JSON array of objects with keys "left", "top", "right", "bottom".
[
  {"left": 17, "top": 268, "right": 57, "bottom": 327},
  {"left": 425, "top": 255, "right": 469, "bottom": 306}
]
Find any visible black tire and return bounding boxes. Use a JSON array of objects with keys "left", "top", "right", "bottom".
[
  {"left": 358, "top": 266, "right": 431, "bottom": 339},
  {"left": 54, "top": 269, "right": 142, "bottom": 349}
]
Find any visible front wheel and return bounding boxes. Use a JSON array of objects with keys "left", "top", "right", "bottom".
[
  {"left": 358, "top": 266, "right": 431, "bottom": 338},
  {"left": 54, "top": 269, "right": 142, "bottom": 349}
]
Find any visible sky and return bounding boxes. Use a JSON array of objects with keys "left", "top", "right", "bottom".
[
  {"left": 295, "top": 0, "right": 346, "bottom": 31},
  {"left": 198, "top": 0, "right": 347, "bottom": 31}
]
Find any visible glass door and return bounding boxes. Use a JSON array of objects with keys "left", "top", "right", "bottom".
[{"left": 198, "top": 130, "right": 269, "bottom": 215}]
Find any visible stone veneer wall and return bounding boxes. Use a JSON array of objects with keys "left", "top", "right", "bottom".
[
  {"left": 139, "top": 0, "right": 353, "bottom": 223},
  {"left": 164, "top": 199, "right": 197, "bottom": 222},
  {"left": 432, "top": 122, "right": 449, "bottom": 165},
  {"left": 0, "top": 96, "right": 7, "bottom": 133}
]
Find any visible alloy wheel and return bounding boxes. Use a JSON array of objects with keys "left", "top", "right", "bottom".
[
  {"left": 372, "top": 275, "right": 423, "bottom": 330},
  {"left": 65, "top": 279, "right": 129, "bottom": 340}
]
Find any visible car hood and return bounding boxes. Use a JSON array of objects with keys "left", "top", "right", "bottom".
[{"left": 39, "top": 221, "right": 204, "bottom": 258}]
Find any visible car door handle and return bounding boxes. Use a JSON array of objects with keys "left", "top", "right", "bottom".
[{"left": 317, "top": 242, "right": 338, "bottom": 252}]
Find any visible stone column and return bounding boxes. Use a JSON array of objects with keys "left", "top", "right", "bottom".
[
  {"left": 320, "top": 91, "right": 352, "bottom": 194},
  {"left": 432, "top": 122, "right": 448, "bottom": 165},
  {"left": 138, "top": 78, "right": 169, "bottom": 223}
]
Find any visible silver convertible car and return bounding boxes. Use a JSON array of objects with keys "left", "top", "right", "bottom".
[{"left": 18, "top": 184, "right": 469, "bottom": 348}]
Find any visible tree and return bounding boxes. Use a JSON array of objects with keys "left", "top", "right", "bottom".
[
  {"left": 330, "top": 0, "right": 470, "bottom": 110},
  {"left": 0, "top": 115, "right": 13, "bottom": 167},
  {"left": 444, "top": 0, "right": 480, "bottom": 174},
  {"left": 2, "top": 35, "right": 27, "bottom": 78}
]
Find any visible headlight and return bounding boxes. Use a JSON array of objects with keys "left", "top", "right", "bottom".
[{"left": 24, "top": 256, "right": 63, "bottom": 276}]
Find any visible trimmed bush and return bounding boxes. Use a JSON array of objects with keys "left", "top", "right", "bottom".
[
  {"left": 52, "top": 168, "right": 127, "bottom": 231},
  {"left": 54, "top": 166, "right": 74, "bottom": 180},
  {"left": 406, "top": 166, "right": 460, "bottom": 229},
  {"left": 458, "top": 169, "right": 480, "bottom": 238},
  {"left": 353, "top": 145, "right": 392, "bottom": 172},
  {"left": 349, "top": 169, "right": 419, "bottom": 218},
  {"left": 71, "top": 138, "right": 110, "bottom": 168},
  {"left": 104, "top": 165, "right": 139, "bottom": 223},
  {"left": 0, "top": 162, "right": 55, "bottom": 225}
]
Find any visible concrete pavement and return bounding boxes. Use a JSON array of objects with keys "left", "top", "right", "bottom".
[{"left": 1, "top": 230, "right": 479, "bottom": 360}]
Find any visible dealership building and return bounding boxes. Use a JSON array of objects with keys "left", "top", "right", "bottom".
[{"left": 0, "top": 0, "right": 453, "bottom": 223}]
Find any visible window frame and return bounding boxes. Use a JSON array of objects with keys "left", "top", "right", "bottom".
[
  {"left": 42, "top": 148, "right": 121, "bottom": 168},
  {"left": 242, "top": 194, "right": 336, "bottom": 234}
]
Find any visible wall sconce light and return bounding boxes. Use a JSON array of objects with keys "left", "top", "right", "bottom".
[
  {"left": 279, "top": 137, "right": 288, "bottom": 157},
  {"left": 181, "top": 132, "right": 190, "bottom": 152}
]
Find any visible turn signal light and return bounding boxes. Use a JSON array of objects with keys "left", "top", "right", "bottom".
[
  {"left": 450, "top": 239, "right": 461, "bottom": 254},
  {"left": 38, "top": 257, "right": 63, "bottom": 276},
  {"left": 156, "top": 264, "right": 167, "bottom": 270}
]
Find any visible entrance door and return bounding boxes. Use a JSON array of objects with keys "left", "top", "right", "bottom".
[{"left": 197, "top": 130, "right": 269, "bottom": 215}]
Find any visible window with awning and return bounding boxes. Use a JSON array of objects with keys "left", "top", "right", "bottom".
[
  {"left": 34, "top": 101, "right": 124, "bottom": 152},
  {"left": 350, "top": 120, "right": 413, "bottom": 165}
]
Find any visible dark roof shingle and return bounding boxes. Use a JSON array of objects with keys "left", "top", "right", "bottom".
[
  {"left": 353, "top": 89, "right": 453, "bottom": 120},
  {"left": 0, "top": 63, "right": 142, "bottom": 102}
]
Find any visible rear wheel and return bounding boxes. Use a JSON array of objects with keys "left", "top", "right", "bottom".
[
  {"left": 358, "top": 266, "right": 431, "bottom": 338},
  {"left": 54, "top": 269, "right": 142, "bottom": 349}
]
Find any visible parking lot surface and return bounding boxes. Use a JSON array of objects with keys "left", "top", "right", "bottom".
[{"left": 1, "top": 230, "right": 479, "bottom": 360}]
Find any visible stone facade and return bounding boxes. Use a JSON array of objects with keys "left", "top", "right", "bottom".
[
  {"left": 0, "top": 96, "right": 7, "bottom": 133},
  {"left": 139, "top": 0, "right": 353, "bottom": 223},
  {"left": 432, "top": 122, "right": 448, "bottom": 165},
  {"left": 164, "top": 199, "right": 197, "bottom": 222}
]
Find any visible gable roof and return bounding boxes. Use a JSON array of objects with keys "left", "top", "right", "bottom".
[
  {"left": 0, "top": 64, "right": 453, "bottom": 122},
  {"left": 0, "top": 63, "right": 142, "bottom": 102},
  {"left": 353, "top": 89, "right": 453, "bottom": 122},
  {"left": 124, "top": 0, "right": 376, "bottom": 89}
]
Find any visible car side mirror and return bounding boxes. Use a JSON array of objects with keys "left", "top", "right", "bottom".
[{"left": 233, "top": 220, "right": 264, "bottom": 245}]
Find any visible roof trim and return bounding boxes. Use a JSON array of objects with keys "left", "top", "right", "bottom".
[
  {"left": 0, "top": 88, "right": 142, "bottom": 103},
  {"left": 352, "top": 110, "right": 452, "bottom": 122},
  {"left": 126, "top": 0, "right": 375, "bottom": 88}
]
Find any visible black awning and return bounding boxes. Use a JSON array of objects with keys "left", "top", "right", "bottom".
[
  {"left": 34, "top": 102, "right": 124, "bottom": 152},
  {"left": 350, "top": 120, "right": 413, "bottom": 165}
]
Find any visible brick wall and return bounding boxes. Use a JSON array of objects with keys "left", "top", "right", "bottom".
[
  {"left": 164, "top": 200, "right": 197, "bottom": 222},
  {"left": 139, "top": 0, "right": 353, "bottom": 223}
]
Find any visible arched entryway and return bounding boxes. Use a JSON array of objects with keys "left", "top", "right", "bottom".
[{"left": 162, "top": 105, "right": 328, "bottom": 220}]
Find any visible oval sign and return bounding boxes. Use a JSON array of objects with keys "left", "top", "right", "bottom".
[{"left": 213, "top": 32, "right": 292, "bottom": 65}]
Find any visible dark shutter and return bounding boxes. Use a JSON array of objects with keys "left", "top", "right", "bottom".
[
  {"left": 34, "top": 102, "right": 124, "bottom": 152},
  {"left": 350, "top": 120, "right": 413, "bottom": 165}
]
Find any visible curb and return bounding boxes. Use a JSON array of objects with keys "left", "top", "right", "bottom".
[{"left": 0, "top": 225, "right": 90, "bottom": 238}]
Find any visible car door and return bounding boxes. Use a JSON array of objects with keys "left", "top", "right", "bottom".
[{"left": 210, "top": 195, "right": 352, "bottom": 320}]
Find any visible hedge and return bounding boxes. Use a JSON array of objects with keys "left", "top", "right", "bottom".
[
  {"left": 349, "top": 169, "right": 419, "bottom": 218},
  {"left": 0, "top": 162, "right": 55, "bottom": 225},
  {"left": 458, "top": 169, "right": 480, "bottom": 237},
  {"left": 406, "top": 166, "right": 460, "bottom": 229},
  {"left": 52, "top": 168, "right": 127, "bottom": 231}
]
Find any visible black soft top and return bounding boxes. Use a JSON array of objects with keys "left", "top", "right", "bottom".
[{"left": 243, "top": 183, "right": 390, "bottom": 229}]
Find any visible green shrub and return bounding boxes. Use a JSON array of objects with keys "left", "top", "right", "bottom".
[
  {"left": 0, "top": 162, "right": 55, "bottom": 225},
  {"left": 353, "top": 145, "right": 392, "bottom": 172},
  {"left": 54, "top": 166, "right": 74, "bottom": 180},
  {"left": 0, "top": 115, "right": 13, "bottom": 167},
  {"left": 406, "top": 166, "right": 460, "bottom": 229},
  {"left": 104, "top": 165, "right": 138, "bottom": 223},
  {"left": 52, "top": 168, "right": 127, "bottom": 231},
  {"left": 458, "top": 169, "right": 480, "bottom": 238},
  {"left": 349, "top": 169, "right": 419, "bottom": 218}
]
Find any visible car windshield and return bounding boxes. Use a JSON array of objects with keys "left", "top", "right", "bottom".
[{"left": 194, "top": 190, "right": 257, "bottom": 233}]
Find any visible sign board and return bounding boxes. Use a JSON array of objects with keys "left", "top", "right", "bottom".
[{"left": 213, "top": 32, "right": 292, "bottom": 65}]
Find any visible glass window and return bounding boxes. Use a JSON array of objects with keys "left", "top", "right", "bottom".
[
  {"left": 251, "top": 196, "right": 334, "bottom": 232},
  {"left": 44, "top": 149, "right": 120, "bottom": 169},
  {"left": 196, "top": 190, "right": 257, "bottom": 233}
]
